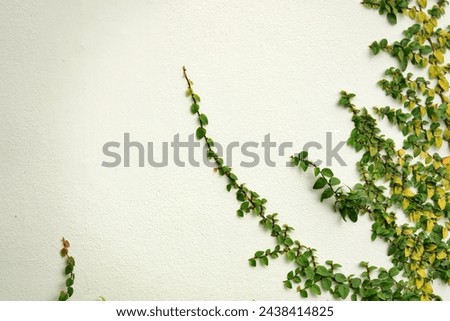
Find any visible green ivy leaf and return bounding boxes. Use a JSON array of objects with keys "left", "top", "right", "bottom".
[
  {"left": 400, "top": 58, "right": 407, "bottom": 72},
  {"left": 329, "top": 177, "right": 341, "bottom": 186},
  {"left": 348, "top": 208, "right": 358, "bottom": 222},
  {"left": 350, "top": 278, "right": 362, "bottom": 288},
  {"left": 284, "top": 237, "right": 294, "bottom": 246},
  {"left": 300, "top": 289, "right": 308, "bottom": 298},
  {"left": 338, "top": 284, "right": 350, "bottom": 299},
  {"left": 67, "top": 257, "right": 75, "bottom": 267},
  {"left": 190, "top": 103, "right": 199, "bottom": 114},
  {"left": 334, "top": 273, "right": 346, "bottom": 283},
  {"left": 420, "top": 46, "right": 433, "bottom": 55},
  {"left": 389, "top": 267, "right": 400, "bottom": 277},
  {"left": 196, "top": 127, "right": 206, "bottom": 139},
  {"left": 299, "top": 161, "right": 308, "bottom": 172},
  {"left": 236, "top": 191, "right": 245, "bottom": 202},
  {"left": 66, "top": 278, "right": 74, "bottom": 287},
  {"left": 296, "top": 255, "right": 309, "bottom": 267},
  {"left": 313, "top": 177, "right": 327, "bottom": 189},
  {"left": 320, "top": 188, "right": 334, "bottom": 201},
  {"left": 313, "top": 167, "right": 320, "bottom": 177},
  {"left": 305, "top": 266, "right": 315, "bottom": 280},
  {"left": 255, "top": 251, "right": 264, "bottom": 258},
  {"left": 199, "top": 114, "right": 208, "bottom": 125},
  {"left": 65, "top": 265, "right": 73, "bottom": 275},
  {"left": 284, "top": 280, "right": 293, "bottom": 289},
  {"left": 321, "top": 168, "right": 334, "bottom": 177},
  {"left": 310, "top": 284, "right": 322, "bottom": 295},
  {"left": 193, "top": 94, "right": 201, "bottom": 102},
  {"left": 387, "top": 13, "right": 397, "bottom": 25},
  {"left": 321, "top": 277, "right": 332, "bottom": 291},
  {"left": 299, "top": 151, "right": 308, "bottom": 160},
  {"left": 58, "top": 291, "right": 69, "bottom": 301},
  {"left": 371, "top": 42, "right": 381, "bottom": 55},
  {"left": 286, "top": 251, "right": 296, "bottom": 262},
  {"left": 316, "top": 265, "right": 330, "bottom": 277}
]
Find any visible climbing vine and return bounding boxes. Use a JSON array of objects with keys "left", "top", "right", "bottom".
[
  {"left": 183, "top": 0, "right": 450, "bottom": 300},
  {"left": 58, "top": 238, "right": 75, "bottom": 301}
]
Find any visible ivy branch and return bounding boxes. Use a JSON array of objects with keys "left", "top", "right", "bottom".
[
  {"left": 182, "top": 67, "right": 434, "bottom": 300},
  {"left": 181, "top": 0, "right": 449, "bottom": 301},
  {"left": 294, "top": 0, "right": 450, "bottom": 300},
  {"left": 58, "top": 238, "right": 75, "bottom": 301}
]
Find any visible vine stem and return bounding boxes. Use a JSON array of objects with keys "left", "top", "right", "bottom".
[{"left": 183, "top": 66, "right": 260, "bottom": 211}]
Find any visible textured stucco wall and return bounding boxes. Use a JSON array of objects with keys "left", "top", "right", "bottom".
[{"left": 1, "top": 0, "right": 449, "bottom": 300}]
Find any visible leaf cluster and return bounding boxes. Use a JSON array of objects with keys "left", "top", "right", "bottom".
[
  {"left": 182, "top": 0, "right": 450, "bottom": 300},
  {"left": 182, "top": 67, "right": 439, "bottom": 300},
  {"left": 294, "top": 0, "right": 450, "bottom": 300}
]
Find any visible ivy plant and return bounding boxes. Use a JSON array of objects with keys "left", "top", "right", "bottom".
[
  {"left": 182, "top": 0, "right": 450, "bottom": 300},
  {"left": 58, "top": 238, "right": 75, "bottom": 301}
]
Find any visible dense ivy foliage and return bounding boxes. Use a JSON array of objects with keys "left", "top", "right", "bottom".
[{"left": 183, "top": 0, "right": 450, "bottom": 300}]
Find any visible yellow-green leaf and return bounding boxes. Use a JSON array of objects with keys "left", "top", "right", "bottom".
[
  {"left": 418, "top": 0, "right": 427, "bottom": 8},
  {"left": 393, "top": 176, "right": 403, "bottom": 185},
  {"left": 417, "top": 269, "right": 427, "bottom": 278},
  {"left": 435, "top": 136, "right": 443, "bottom": 148},
  {"left": 429, "top": 65, "right": 440, "bottom": 78},
  {"left": 403, "top": 189, "right": 415, "bottom": 198},
  {"left": 405, "top": 248, "right": 411, "bottom": 257},
  {"left": 429, "top": 253, "right": 436, "bottom": 264},
  {"left": 443, "top": 227, "right": 448, "bottom": 239},
  {"left": 417, "top": 11, "right": 427, "bottom": 23},
  {"left": 424, "top": 22, "right": 434, "bottom": 34},
  {"left": 410, "top": 211, "right": 421, "bottom": 222},
  {"left": 434, "top": 50, "right": 444, "bottom": 64},
  {"left": 444, "top": 128, "right": 450, "bottom": 140},
  {"left": 423, "top": 282, "right": 433, "bottom": 294},
  {"left": 438, "top": 78, "right": 449, "bottom": 91},
  {"left": 416, "top": 277, "right": 424, "bottom": 289},
  {"left": 437, "top": 251, "right": 447, "bottom": 260},
  {"left": 402, "top": 198, "right": 410, "bottom": 209},
  {"left": 421, "top": 294, "right": 430, "bottom": 301}
]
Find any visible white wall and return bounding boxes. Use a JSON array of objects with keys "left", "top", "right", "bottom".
[{"left": 1, "top": 0, "right": 449, "bottom": 300}]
